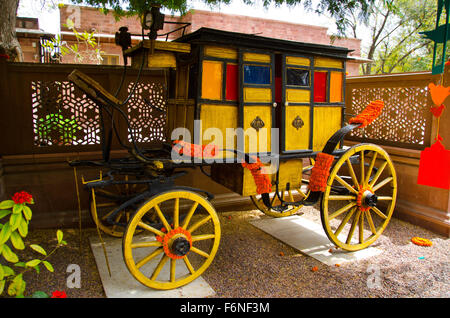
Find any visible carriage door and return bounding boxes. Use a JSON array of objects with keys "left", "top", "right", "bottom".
[
  {"left": 279, "top": 54, "right": 313, "bottom": 153},
  {"left": 239, "top": 49, "right": 275, "bottom": 155}
]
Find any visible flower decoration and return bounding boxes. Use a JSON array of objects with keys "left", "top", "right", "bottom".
[
  {"left": 51, "top": 290, "right": 67, "bottom": 298},
  {"left": 12, "top": 191, "right": 34, "bottom": 204},
  {"left": 411, "top": 237, "right": 432, "bottom": 247},
  {"left": 428, "top": 83, "right": 450, "bottom": 106}
]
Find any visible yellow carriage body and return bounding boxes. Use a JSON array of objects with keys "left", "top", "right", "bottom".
[{"left": 127, "top": 28, "right": 350, "bottom": 196}]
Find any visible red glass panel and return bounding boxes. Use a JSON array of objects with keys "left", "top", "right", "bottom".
[
  {"left": 226, "top": 64, "right": 238, "bottom": 101},
  {"left": 314, "top": 71, "right": 327, "bottom": 102}
]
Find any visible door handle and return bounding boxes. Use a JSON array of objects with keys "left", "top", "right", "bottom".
[
  {"left": 273, "top": 102, "right": 277, "bottom": 108},
  {"left": 285, "top": 102, "right": 289, "bottom": 107}
]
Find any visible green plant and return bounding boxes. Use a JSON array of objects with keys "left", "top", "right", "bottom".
[
  {"left": 0, "top": 191, "right": 67, "bottom": 298},
  {"left": 36, "top": 111, "right": 80, "bottom": 146},
  {"left": 41, "top": 18, "right": 105, "bottom": 64}
]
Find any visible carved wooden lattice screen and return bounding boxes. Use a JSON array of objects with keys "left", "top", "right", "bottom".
[
  {"left": 345, "top": 74, "right": 433, "bottom": 150},
  {"left": 32, "top": 81, "right": 101, "bottom": 147},
  {"left": 127, "top": 82, "right": 167, "bottom": 143},
  {"left": 31, "top": 80, "right": 168, "bottom": 148}
]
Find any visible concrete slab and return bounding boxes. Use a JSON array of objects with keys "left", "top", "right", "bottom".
[
  {"left": 249, "top": 215, "right": 382, "bottom": 266},
  {"left": 89, "top": 234, "right": 216, "bottom": 298}
]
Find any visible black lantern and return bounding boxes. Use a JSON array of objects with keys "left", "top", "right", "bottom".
[{"left": 142, "top": 6, "right": 165, "bottom": 40}]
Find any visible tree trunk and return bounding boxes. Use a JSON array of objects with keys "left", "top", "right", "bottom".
[{"left": 0, "top": 0, "right": 23, "bottom": 62}]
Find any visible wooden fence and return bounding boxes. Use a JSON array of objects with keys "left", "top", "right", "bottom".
[{"left": 345, "top": 71, "right": 449, "bottom": 236}]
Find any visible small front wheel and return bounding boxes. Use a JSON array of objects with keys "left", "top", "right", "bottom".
[{"left": 123, "top": 190, "right": 221, "bottom": 290}]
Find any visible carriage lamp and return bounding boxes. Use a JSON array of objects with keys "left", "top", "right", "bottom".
[{"left": 142, "top": 6, "right": 165, "bottom": 40}]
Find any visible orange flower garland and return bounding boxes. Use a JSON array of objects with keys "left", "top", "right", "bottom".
[
  {"left": 411, "top": 237, "right": 432, "bottom": 247},
  {"left": 309, "top": 152, "right": 335, "bottom": 192},
  {"left": 172, "top": 140, "right": 218, "bottom": 158},
  {"left": 349, "top": 100, "right": 384, "bottom": 128},
  {"left": 241, "top": 156, "right": 272, "bottom": 194}
]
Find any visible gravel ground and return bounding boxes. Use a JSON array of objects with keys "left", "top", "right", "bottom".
[{"left": 6, "top": 205, "right": 449, "bottom": 299}]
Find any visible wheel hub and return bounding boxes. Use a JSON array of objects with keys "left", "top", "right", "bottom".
[
  {"left": 356, "top": 188, "right": 377, "bottom": 211},
  {"left": 171, "top": 237, "right": 191, "bottom": 256},
  {"left": 157, "top": 227, "right": 193, "bottom": 259}
]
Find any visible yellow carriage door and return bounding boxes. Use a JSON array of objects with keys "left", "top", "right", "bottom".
[
  {"left": 280, "top": 54, "right": 312, "bottom": 153},
  {"left": 239, "top": 50, "right": 275, "bottom": 154}
]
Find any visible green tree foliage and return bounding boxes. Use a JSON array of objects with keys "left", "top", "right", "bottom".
[
  {"left": 70, "top": 0, "right": 380, "bottom": 34},
  {"left": 338, "top": 0, "right": 438, "bottom": 74}
]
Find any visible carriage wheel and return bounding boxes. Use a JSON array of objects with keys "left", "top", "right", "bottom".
[
  {"left": 321, "top": 144, "right": 397, "bottom": 251},
  {"left": 250, "top": 158, "right": 314, "bottom": 218},
  {"left": 123, "top": 190, "right": 221, "bottom": 290},
  {"left": 90, "top": 175, "right": 149, "bottom": 237}
]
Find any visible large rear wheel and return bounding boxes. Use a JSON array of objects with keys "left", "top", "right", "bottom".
[{"left": 321, "top": 144, "right": 397, "bottom": 251}]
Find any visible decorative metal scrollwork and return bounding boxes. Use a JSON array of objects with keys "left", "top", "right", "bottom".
[
  {"left": 292, "top": 115, "right": 304, "bottom": 130},
  {"left": 250, "top": 116, "right": 265, "bottom": 131}
]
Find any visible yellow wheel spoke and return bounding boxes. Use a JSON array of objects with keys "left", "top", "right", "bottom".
[
  {"left": 377, "top": 196, "right": 393, "bottom": 201},
  {"left": 346, "top": 158, "right": 360, "bottom": 190},
  {"left": 365, "top": 210, "right": 377, "bottom": 235},
  {"left": 131, "top": 241, "right": 162, "bottom": 249},
  {"left": 190, "top": 246, "right": 210, "bottom": 258},
  {"left": 365, "top": 152, "right": 378, "bottom": 186},
  {"left": 170, "top": 258, "right": 176, "bottom": 283},
  {"left": 136, "top": 247, "right": 163, "bottom": 269},
  {"left": 174, "top": 198, "right": 179, "bottom": 229},
  {"left": 138, "top": 221, "right": 165, "bottom": 237},
  {"left": 97, "top": 202, "right": 116, "bottom": 208},
  {"left": 328, "top": 195, "right": 356, "bottom": 201},
  {"left": 359, "top": 210, "right": 365, "bottom": 244},
  {"left": 182, "top": 202, "right": 199, "bottom": 230},
  {"left": 371, "top": 206, "right": 388, "bottom": 220},
  {"left": 154, "top": 204, "right": 172, "bottom": 232},
  {"left": 346, "top": 209, "right": 362, "bottom": 244},
  {"left": 188, "top": 215, "right": 212, "bottom": 233},
  {"left": 334, "top": 207, "right": 356, "bottom": 237},
  {"left": 360, "top": 151, "right": 365, "bottom": 186},
  {"left": 150, "top": 255, "right": 169, "bottom": 281},
  {"left": 372, "top": 177, "right": 393, "bottom": 192},
  {"left": 369, "top": 161, "right": 387, "bottom": 188},
  {"left": 101, "top": 208, "right": 116, "bottom": 221},
  {"left": 192, "top": 234, "right": 216, "bottom": 242},
  {"left": 329, "top": 202, "right": 357, "bottom": 220},
  {"left": 183, "top": 256, "right": 195, "bottom": 275},
  {"left": 335, "top": 175, "right": 358, "bottom": 195}
]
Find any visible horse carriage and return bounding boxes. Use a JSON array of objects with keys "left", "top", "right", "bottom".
[{"left": 68, "top": 8, "right": 397, "bottom": 290}]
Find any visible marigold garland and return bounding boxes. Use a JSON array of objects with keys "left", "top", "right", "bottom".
[
  {"left": 241, "top": 156, "right": 272, "bottom": 194},
  {"left": 349, "top": 100, "right": 384, "bottom": 128},
  {"left": 411, "top": 237, "right": 432, "bottom": 247},
  {"left": 157, "top": 227, "right": 193, "bottom": 260},
  {"left": 172, "top": 140, "right": 218, "bottom": 158},
  {"left": 309, "top": 152, "right": 335, "bottom": 192}
]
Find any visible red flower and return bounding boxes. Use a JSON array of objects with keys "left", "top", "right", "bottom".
[
  {"left": 51, "top": 290, "right": 67, "bottom": 298},
  {"left": 12, "top": 191, "right": 33, "bottom": 204}
]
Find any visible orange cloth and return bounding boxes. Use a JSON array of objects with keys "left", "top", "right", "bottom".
[
  {"left": 309, "top": 152, "right": 335, "bottom": 192},
  {"left": 172, "top": 140, "right": 218, "bottom": 158},
  {"left": 349, "top": 100, "right": 384, "bottom": 128},
  {"left": 241, "top": 157, "right": 272, "bottom": 194}
]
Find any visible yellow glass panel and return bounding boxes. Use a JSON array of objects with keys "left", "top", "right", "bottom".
[
  {"left": 243, "top": 52, "right": 271, "bottom": 63},
  {"left": 314, "top": 58, "right": 343, "bottom": 69},
  {"left": 286, "top": 56, "right": 310, "bottom": 66},
  {"left": 286, "top": 89, "right": 310, "bottom": 103},
  {"left": 243, "top": 106, "right": 272, "bottom": 154},
  {"left": 200, "top": 104, "right": 238, "bottom": 158},
  {"left": 244, "top": 87, "right": 272, "bottom": 103},
  {"left": 204, "top": 46, "right": 238, "bottom": 60},
  {"left": 329, "top": 72, "right": 343, "bottom": 102},
  {"left": 201, "top": 61, "right": 223, "bottom": 100},
  {"left": 313, "top": 107, "right": 341, "bottom": 151},
  {"left": 285, "top": 106, "right": 310, "bottom": 151}
]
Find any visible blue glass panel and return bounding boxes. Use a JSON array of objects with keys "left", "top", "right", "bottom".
[{"left": 244, "top": 65, "right": 271, "bottom": 85}]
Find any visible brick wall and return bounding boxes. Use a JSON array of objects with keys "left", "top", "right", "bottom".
[{"left": 57, "top": 5, "right": 363, "bottom": 74}]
